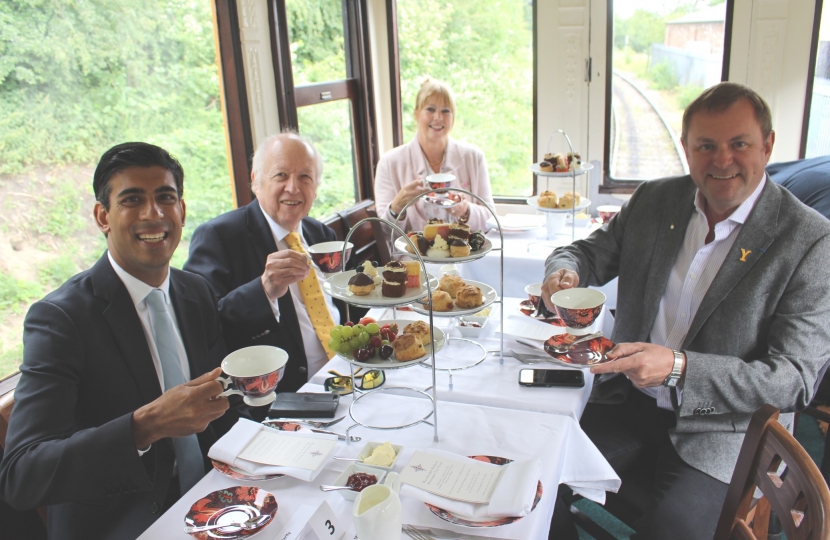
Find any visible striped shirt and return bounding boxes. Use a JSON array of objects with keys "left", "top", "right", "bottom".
[{"left": 643, "top": 176, "right": 767, "bottom": 410}]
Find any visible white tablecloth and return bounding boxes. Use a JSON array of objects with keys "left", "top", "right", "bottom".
[
  {"left": 459, "top": 227, "right": 619, "bottom": 310},
  {"left": 138, "top": 393, "right": 618, "bottom": 540},
  {"left": 314, "top": 298, "right": 614, "bottom": 420}
]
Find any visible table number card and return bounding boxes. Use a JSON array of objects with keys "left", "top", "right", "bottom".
[
  {"left": 237, "top": 430, "right": 337, "bottom": 470},
  {"left": 400, "top": 451, "right": 505, "bottom": 504}
]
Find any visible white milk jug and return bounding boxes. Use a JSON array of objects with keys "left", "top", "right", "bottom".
[{"left": 352, "top": 472, "right": 402, "bottom": 540}]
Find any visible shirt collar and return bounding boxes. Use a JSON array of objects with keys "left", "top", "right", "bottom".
[
  {"left": 258, "top": 200, "right": 305, "bottom": 245},
  {"left": 107, "top": 251, "right": 172, "bottom": 307},
  {"left": 694, "top": 174, "right": 767, "bottom": 226}
]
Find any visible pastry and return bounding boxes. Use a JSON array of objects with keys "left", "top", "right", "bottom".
[
  {"left": 543, "top": 152, "right": 556, "bottom": 162},
  {"left": 348, "top": 272, "right": 375, "bottom": 295},
  {"left": 468, "top": 231, "right": 485, "bottom": 251},
  {"left": 554, "top": 154, "right": 569, "bottom": 172},
  {"left": 424, "top": 219, "right": 449, "bottom": 241},
  {"left": 539, "top": 160, "right": 553, "bottom": 172},
  {"left": 403, "top": 321, "right": 430, "bottom": 345},
  {"left": 381, "top": 279, "right": 406, "bottom": 297},
  {"left": 382, "top": 261, "right": 407, "bottom": 283},
  {"left": 448, "top": 223, "right": 471, "bottom": 241},
  {"left": 429, "top": 290, "right": 455, "bottom": 311},
  {"left": 405, "top": 232, "right": 430, "bottom": 255},
  {"left": 391, "top": 333, "right": 426, "bottom": 361},
  {"left": 449, "top": 238, "right": 471, "bottom": 258},
  {"left": 426, "top": 235, "right": 450, "bottom": 259},
  {"left": 403, "top": 260, "right": 421, "bottom": 288},
  {"left": 438, "top": 274, "right": 466, "bottom": 298},
  {"left": 455, "top": 285, "right": 483, "bottom": 309},
  {"left": 558, "top": 191, "right": 581, "bottom": 209},
  {"left": 538, "top": 190, "right": 558, "bottom": 208},
  {"left": 361, "top": 260, "right": 378, "bottom": 278}
]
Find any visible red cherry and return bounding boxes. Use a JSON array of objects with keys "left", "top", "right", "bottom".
[
  {"left": 370, "top": 336, "right": 382, "bottom": 348},
  {"left": 344, "top": 321, "right": 354, "bottom": 327}
]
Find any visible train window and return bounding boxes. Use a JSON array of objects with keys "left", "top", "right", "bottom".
[
  {"left": 804, "top": 4, "right": 830, "bottom": 158},
  {"left": 271, "top": 0, "right": 376, "bottom": 220},
  {"left": 604, "top": 1, "right": 727, "bottom": 190},
  {"left": 0, "top": 0, "right": 233, "bottom": 380},
  {"left": 393, "top": 0, "right": 534, "bottom": 197}
]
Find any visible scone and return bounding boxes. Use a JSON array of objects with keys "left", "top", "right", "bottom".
[
  {"left": 430, "top": 290, "right": 455, "bottom": 311},
  {"left": 438, "top": 274, "right": 466, "bottom": 298},
  {"left": 348, "top": 272, "right": 375, "bottom": 295},
  {"left": 538, "top": 190, "right": 558, "bottom": 208},
  {"left": 455, "top": 285, "right": 483, "bottom": 309},
  {"left": 558, "top": 191, "right": 581, "bottom": 209},
  {"left": 403, "top": 320, "right": 430, "bottom": 345},
  {"left": 391, "top": 333, "right": 426, "bottom": 361}
]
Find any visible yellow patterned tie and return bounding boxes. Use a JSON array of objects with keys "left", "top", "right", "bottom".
[{"left": 285, "top": 232, "right": 336, "bottom": 359}]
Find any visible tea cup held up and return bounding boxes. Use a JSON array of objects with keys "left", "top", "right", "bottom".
[
  {"left": 596, "top": 205, "right": 621, "bottom": 224},
  {"left": 425, "top": 173, "right": 455, "bottom": 190},
  {"left": 550, "top": 288, "right": 606, "bottom": 335},
  {"left": 307, "top": 241, "right": 354, "bottom": 274},
  {"left": 218, "top": 346, "right": 288, "bottom": 406},
  {"left": 524, "top": 282, "right": 543, "bottom": 310}
]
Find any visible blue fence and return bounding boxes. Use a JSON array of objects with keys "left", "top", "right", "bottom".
[{"left": 651, "top": 43, "right": 721, "bottom": 88}]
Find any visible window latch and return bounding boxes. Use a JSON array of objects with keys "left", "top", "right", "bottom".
[
  {"left": 585, "top": 58, "right": 592, "bottom": 83},
  {"left": 320, "top": 91, "right": 332, "bottom": 100}
]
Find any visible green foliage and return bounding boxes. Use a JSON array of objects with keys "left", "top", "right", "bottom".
[
  {"left": 648, "top": 62, "right": 679, "bottom": 91},
  {"left": 397, "top": 0, "right": 533, "bottom": 196},
  {"left": 614, "top": 10, "right": 665, "bottom": 54},
  {"left": 0, "top": 272, "right": 42, "bottom": 313},
  {"left": 286, "top": 0, "right": 346, "bottom": 84},
  {"left": 677, "top": 84, "right": 704, "bottom": 109},
  {"left": 0, "top": 341, "right": 24, "bottom": 382},
  {"left": 37, "top": 179, "right": 86, "bottom": 238},
  {"left": 38, "top": 254, "right": 81, "bottom": 289}
]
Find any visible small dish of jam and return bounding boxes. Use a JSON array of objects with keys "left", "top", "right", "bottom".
[
  {"left": 346, "top": 472, "right": 377, "bottom": 492},
  {"left": 331, "top": 463, "right": 388, "bottom": 501}
]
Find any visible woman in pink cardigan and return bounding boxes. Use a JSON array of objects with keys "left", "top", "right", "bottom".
[{"left": 374, "top": 78, "right": 495, "bottom": 232}]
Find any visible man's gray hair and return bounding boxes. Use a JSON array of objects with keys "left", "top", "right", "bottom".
[{"left": 251, "top": 130, "right": 324, "bottom": 186}]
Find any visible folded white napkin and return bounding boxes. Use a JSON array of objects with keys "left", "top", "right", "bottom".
[
  {"left": 401, "top": 449, "right": 541, "bottom": 518},
  {"left": 557, "top": 420, "right": 621, "bottom": 504},
  {"left": 208, "top": 418, "right": 337, "bottom": 481}
]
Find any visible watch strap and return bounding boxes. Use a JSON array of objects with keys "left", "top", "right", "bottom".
[{"left": 663, "top": 350, "right": 684, "bottom": 387}]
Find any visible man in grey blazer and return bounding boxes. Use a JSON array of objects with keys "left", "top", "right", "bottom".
[{"left": 545, "top": 83, "right": 830, "bottom": 540}]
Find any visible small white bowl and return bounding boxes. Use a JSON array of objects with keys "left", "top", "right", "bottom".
[
  {"left": 456, "top": 316, "right": 489, "bottom": 338},
  {"left": 332, "top": 463, "right": 388, "bottom": 501},
  {"left": 357, "top": 442, "right": 404, "bottom": 471}
]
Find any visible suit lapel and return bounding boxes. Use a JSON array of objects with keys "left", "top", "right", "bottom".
[
  {"left": 92, "top": 255, "right": 162, "bottom": 404},
  {"left": 246, "top": 201, "right": 278, "bottom": 266},
  {"left": 639, "top": 179, "right": 697, "bottom": 341},
  {"left": 170, "top": 271, "right": 210, "bottom": 378},
  {"left": 683, "top": 181, "right": 779, "bottom": 346}
]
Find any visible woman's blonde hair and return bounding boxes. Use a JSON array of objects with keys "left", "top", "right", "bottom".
[{"left": 414, "top": 78, "right": 456, "bottom": 117}]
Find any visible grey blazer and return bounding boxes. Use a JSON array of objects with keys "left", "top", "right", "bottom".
[{"left": 545, "top": 175, "right": 830, "bottom": 483}]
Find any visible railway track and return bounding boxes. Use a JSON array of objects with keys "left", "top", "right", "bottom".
[{"left": 610, "top": 71, "right": 687, "bottom": 180}]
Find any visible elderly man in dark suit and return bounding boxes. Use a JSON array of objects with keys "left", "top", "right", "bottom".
[
  {"left": 546, "top": 83, "right": 830, "bottom": 540},
  {"left": 184, "top": 132, "right": 347, "bottom": 394},
  {"left": 0, "top": 143, "right": 233, "bottom": 540}
]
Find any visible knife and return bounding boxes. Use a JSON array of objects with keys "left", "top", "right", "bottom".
[{"left": 404, "top": 524, "right": 514, "bottom": 540}]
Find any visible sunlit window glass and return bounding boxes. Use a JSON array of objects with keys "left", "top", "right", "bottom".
[
  {"left": 0, "top": 0, "right": 232, "bottom": 379},
  {"left": 610, "top": 1, "right": 725, "bottom": 181},
  {"left": 805, "top": 5, "right": 830, "bottom": 158},
  {"left": 396, "top": 0, "right": 533, "bottom": 196},
  {"left": 286, "top": 0, "right": 347, "bottom": 84}
]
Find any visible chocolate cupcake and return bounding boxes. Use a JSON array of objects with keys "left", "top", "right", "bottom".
[
  {"left": 381, "top": 279, "right": 406, "bottom": 297},
  {"left": 468, "top": 231, "right": 486, "bottom": 251},
  {"left": 382, "top": 261, "right": 407, "bottom": 283}
]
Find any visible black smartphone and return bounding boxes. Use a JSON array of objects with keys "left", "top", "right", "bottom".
[{"left": 518, "top": 368, "right": 585, "bottom": 388}]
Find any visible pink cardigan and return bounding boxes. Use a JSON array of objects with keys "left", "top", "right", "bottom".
[{"left": 374, "top": 138, "right": 496, "bottom": 232}]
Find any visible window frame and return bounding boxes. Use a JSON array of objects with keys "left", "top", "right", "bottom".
[
  {"left": 267, "top": 0, "right": 379, "bottom": 205},
  {"left": 799, "top": 0, "right": 825, "bottom": 158},
  {"left": 599, "top": 0, "right": 735, "bottom": 194}
]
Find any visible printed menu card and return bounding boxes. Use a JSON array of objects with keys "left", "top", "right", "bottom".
[
  {"left": 237, "top": 430, "right": 337, "bottom": 470},
  {"left": 400, "top": 451, "right": 505, "bottom": 504}
]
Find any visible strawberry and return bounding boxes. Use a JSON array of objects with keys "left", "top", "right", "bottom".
[{"left": 388, "top": 323, "right": 399, "bottom": 334}]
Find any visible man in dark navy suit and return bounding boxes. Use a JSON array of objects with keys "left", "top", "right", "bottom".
[
  {"left": 0, "top": 143, "right": 232, "bottom": 539},
  {"left": 185, "top": 132, "right": 347, "bottom": 394}
]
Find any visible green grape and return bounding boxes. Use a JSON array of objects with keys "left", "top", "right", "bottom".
[
  {"left": 330, "top": 328, "right": 341, "bottom": 341},
  {"left": 354, "top": 324, "right": 365, "bottom": 332},
  {"left": 328, "top": 338, "right": 339, "bottom": 351},
  {"left": 366, "top": 323, "right": 380, "bottom": 334},
  {"left": 349, "top": 336, "right": 361, "bottom": 349},
  {"left": 359, "top": 331, "right": 370, "bottom": 344},
  {"left": 340, "top": 342, "right": 352, "bottom": 354},
  {"left": 341, "top": 326, "right": 354, "bottom": 340},
  {"left": 381, "top": 339, "right": 389, "bottom": 346}
]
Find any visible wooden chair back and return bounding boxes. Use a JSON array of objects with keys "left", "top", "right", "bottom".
[
  {"left": 365, "top": 206, "right": 393, "bottom": 265},
  {"left": 714, "top": 404, "right": 830, "bottom": 540}
]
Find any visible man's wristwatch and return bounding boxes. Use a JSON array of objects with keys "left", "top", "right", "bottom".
[{"left": 663, "top": 350, "right": 684, "bottom": 387}]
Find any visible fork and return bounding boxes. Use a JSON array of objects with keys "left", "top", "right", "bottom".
[
  {"left": 507, "top": 349, "right": 555, "bottom": 364},
  {"left": 403, "top": 524, "right": 434, "bottom": 540},
  {"left": 262, "top": 415, "right": 345, "bottom": 429}
]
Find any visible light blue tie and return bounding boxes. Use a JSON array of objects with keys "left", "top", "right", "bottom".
[{"left": 145, "top": 289, "right": 204, "bottom": 494}]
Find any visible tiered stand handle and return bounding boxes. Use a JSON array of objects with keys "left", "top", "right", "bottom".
[{"left": 389, "top": 187, "right": 506, "bottom": 372}]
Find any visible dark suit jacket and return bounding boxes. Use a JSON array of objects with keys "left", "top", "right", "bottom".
[
  {"left": 0, "top": 255, "right": 229, "bottom": 540},
  {"left": 183, "top": 201, "right": 347, "bottom": 393},
  {"left": 546, "top": 176, "right": 830, "bottom": 482}
]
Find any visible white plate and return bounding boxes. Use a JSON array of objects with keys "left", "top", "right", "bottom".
[
  {"left": 529, "top": 161, "right": 593, "bottom": 177},
  {"left": 393, "top": 236, "right": 492, "bottom": 263},
  {"left": 526, "top": 196, "right": 592, "bottom": 214},
  {"left": 323, "top": 271, "right": 438, "bottom": 308},
  {"left": 338, "top": 320, "right": 445, "bottom": 369},
  {"left": 410, "top": 280, "right": 497, "bottom": 317}
]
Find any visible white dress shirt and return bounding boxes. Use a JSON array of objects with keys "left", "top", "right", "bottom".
[
  {"left": 258, "top": 203, "right": 340, "bottom": 378},
  {"left": 644, "top": 177, "right": 767, "bottom": 410}
]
